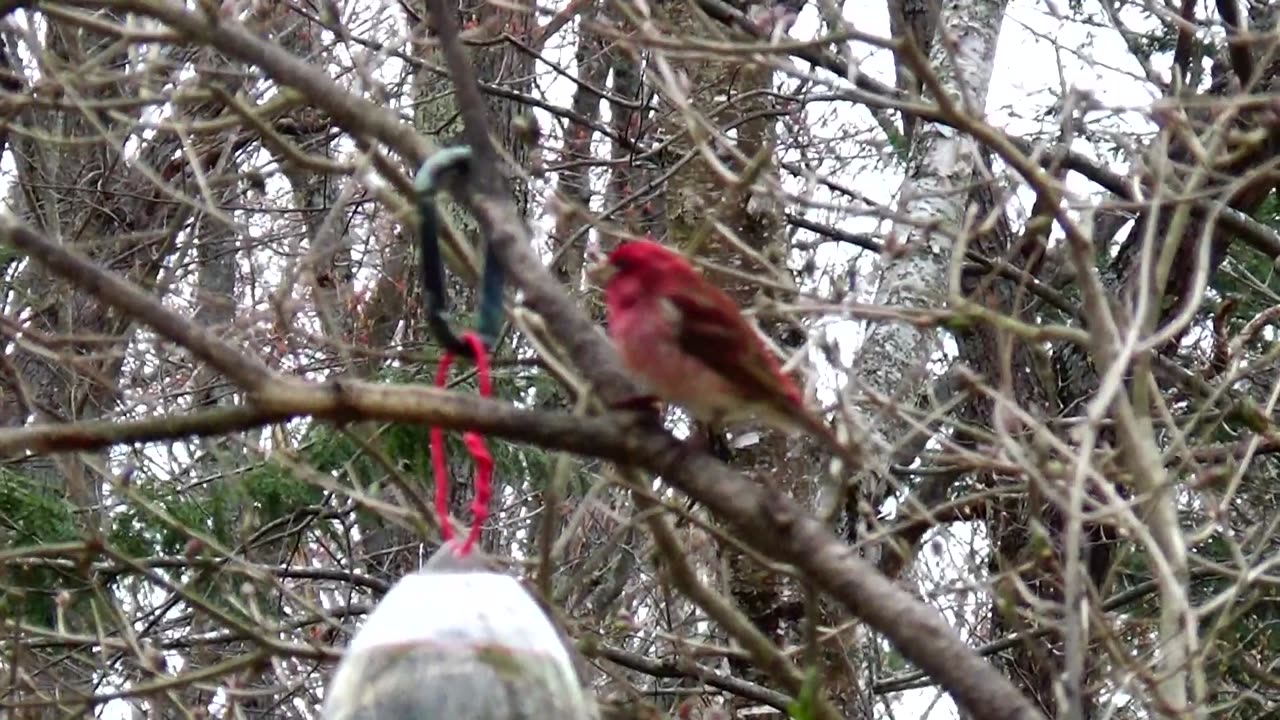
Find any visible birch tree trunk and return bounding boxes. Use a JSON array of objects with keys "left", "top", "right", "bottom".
[{"left": 851, "top": 0, "right": 1009, "bottom": 550}]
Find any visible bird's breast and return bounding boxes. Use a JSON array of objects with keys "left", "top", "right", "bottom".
[{"left": 608, "top": 296, "right": 741, "bottom": 421}]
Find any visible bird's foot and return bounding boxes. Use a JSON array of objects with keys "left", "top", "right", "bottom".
[
  {"left": 692, "top": 422, "right": 734, "bottom": 463},
  {"left": 669, "top": 426, "right": 733, "bottom": 471},
  {"left": 610, "top": 394, "right": 665, "bottom": 429}
]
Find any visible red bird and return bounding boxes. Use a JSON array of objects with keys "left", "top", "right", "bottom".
[{"left": 590, "top": 239, "right": 860, "bottom": 469}]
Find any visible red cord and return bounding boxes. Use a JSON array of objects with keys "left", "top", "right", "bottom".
[{"left": 430, "top": 331, "right": 494, "bottom": 556}]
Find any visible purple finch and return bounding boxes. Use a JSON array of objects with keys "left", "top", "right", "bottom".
[{"left": 590, "top": 239, "right": 859, "bottom": 470}]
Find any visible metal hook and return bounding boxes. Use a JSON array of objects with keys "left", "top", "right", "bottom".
[{"left": 415, "top": 147, "right": 505, "bottom": 359}]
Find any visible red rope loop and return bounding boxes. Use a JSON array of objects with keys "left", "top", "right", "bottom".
[{"left": 430, "top": 331, "right": 493, "bottom": 556}]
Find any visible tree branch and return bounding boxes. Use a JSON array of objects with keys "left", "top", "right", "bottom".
[
  {"left": 0, "top": 214, "right": 273, "bottom": 392},
  {"left": 5, "top": 4, "right": 1049, "bottom": 712},
  {"left": 593, "top": 643, "right": 794, "bottom": 711}
]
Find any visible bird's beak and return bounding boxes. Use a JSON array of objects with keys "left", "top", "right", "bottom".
[{"left": 585, "top": 250, "right": 615, "bottom": 286}]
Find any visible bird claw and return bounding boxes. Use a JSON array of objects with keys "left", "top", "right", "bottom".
[
  {"left": 610, "top": 394, "right": 665, "bottom": 427},
  {"left": 705, "top": 430, "right": 734, "bottom": 463},
  {"left": 688, "top": 423, "right": 734, "bottom": 463},
  {"left": 668, "top": 430, "right": 734, "bottom": 470}
]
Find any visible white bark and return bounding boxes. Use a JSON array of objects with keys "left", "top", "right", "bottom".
[{"left": 850, "top": 0, "right": 1009, "bottom": 456}]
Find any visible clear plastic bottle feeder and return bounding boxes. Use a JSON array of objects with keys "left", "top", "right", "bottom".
[{"left": 322, "top": 544, "right": 595, "bottom": 720}]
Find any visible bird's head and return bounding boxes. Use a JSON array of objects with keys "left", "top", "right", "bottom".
[{"left": 587, "top": 238, "right": 692, "bottom": 289}]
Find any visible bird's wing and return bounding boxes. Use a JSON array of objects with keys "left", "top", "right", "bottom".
[{"left": 664, "top": 279, "right": 803, "bottom": 408}]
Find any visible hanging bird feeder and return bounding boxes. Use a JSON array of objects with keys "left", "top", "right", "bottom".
[
  {"left": 321, "top": 545, "right": 595, "bottom": 720},
  {"left": 322, "top": 149, "right": 594, "bottom": 720}
]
